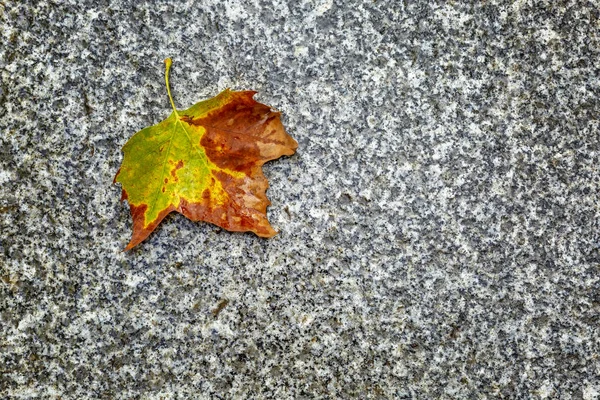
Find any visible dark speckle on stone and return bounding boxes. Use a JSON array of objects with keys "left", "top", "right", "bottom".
[{"left": 1, "top": 0, "right": 600, "bottom": 398}]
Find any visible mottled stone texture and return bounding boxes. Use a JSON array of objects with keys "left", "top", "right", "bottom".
[{"left": 1, "top": 0, "right": 599, "bottom": 398}]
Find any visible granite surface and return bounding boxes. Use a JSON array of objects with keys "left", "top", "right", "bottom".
[{"left": 1, "top": 0, "right": 600, "bottom": 398}]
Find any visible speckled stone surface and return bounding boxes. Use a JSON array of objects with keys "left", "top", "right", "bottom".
[{"left": 1, "top": 0, "right": 600, "bottom": 398}]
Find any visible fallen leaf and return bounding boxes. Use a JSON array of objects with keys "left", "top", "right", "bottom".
[{"left": 114, "top": 58, "right": 297, "bottom": 250}]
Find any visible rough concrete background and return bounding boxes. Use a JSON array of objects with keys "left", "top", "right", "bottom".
[{"left": 1, "top": 0, "right": 600, "bottom": 398}]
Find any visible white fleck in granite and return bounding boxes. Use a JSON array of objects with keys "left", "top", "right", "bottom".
[{"left": 1, "top": 0, "right": 600, "bottom": 398}]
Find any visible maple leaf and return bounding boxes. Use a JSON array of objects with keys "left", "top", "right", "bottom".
[{"left": 114, "top": 58, "right": 298, "bottom": 250}]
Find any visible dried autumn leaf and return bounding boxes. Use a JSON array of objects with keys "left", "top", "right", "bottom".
[{"left": 114, "top": 58, "right": 298, "bottom": 250}]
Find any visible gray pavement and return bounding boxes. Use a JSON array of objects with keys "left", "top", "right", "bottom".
[{"left": 1, "top": 1, "right": 599, "bottom": 398}]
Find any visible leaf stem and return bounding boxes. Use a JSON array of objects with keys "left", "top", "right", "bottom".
[{"left": 164, "top": 58, "right": 179, "bottom": 116}]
